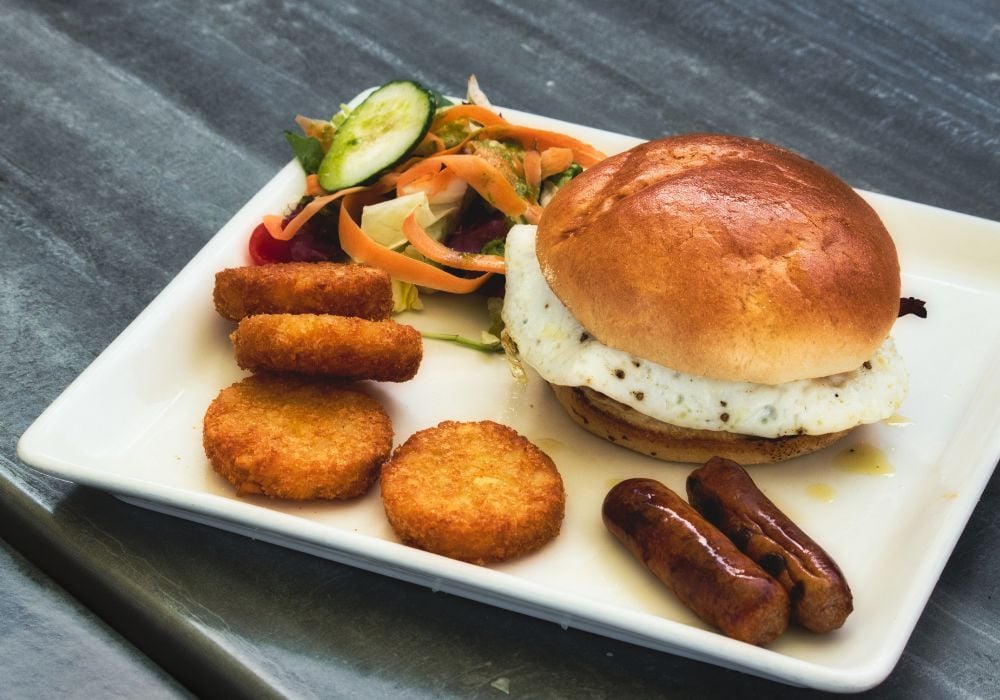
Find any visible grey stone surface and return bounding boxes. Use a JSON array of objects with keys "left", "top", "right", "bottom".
[
  {"left": 1, "top": 0, "right": 998, "bottom": 697},
  {"left": 0, "top": 539, "right": 189, "bottom": 699}
]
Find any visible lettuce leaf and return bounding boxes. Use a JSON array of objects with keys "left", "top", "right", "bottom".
[
  {"left": 284, "top": 131, "right": 325, "bottom": 174},
  {"left": 360, "top": 192, "right": 455, "bottom": 251},
  {"left": 391, "top": 278, "right": 424, "bottom": 313}
]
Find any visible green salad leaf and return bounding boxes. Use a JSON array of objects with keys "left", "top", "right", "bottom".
[
  {"left": 421, "top": 296, "right": 506, "bottom": 353},
  {"left": 426, "top": 87, "right": 456, "bottom": 110},
  {"left": 481, "top": 239, "right": 505, "bottom": 257},
  {"left": 284, "top": 131, "right": 325, "bottom": 174},
  {"left": 549, "top": 163, "right": 583, "bottom": 187},
  {"left": 486, "top": 296, "right": 505, "bottom": 338},
  {"left": 421, "top": 331, "right": 503, "bottom": 353},
  {"left": 392, "top": 278, "right": 424, "bottom": 313}
]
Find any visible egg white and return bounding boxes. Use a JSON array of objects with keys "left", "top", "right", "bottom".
[{"left": 502, "top": 225, "right": 907, "bottom": 439}]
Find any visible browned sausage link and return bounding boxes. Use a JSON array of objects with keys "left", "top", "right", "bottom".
[
  {"left": 686, "top": 457, "right": 853, "bottom": 633},
  {"left": 602, "top": 478, "right": 789, "bottom": 646}
]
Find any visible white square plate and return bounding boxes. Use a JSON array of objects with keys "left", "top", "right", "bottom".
[{"left": 17, "top": 104, "right": 1000, "bottom": 692}]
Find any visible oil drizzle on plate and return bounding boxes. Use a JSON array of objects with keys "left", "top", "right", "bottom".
[
  {"left": 534, "top": 437, "right": 565, "bottom": 454},
  {"left": 806, "top": 483, "right": 837, "bottom": 502},
  {"left": 834, "top": 443, "right": 894, "bottom": 477}
]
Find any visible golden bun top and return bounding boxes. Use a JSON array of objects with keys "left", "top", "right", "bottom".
[{"left": 535, "top": 134, "right": 901, "bottom": 385}]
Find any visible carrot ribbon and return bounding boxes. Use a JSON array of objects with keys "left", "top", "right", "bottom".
[{"left": 338, "top": 188, "right": 495, "bottom": 293}]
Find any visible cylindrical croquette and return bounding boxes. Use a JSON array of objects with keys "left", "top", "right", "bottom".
[
  {"left": 213, "top": 262, "right": 392, "bottom": 321},
  {"left": 230, "top": 313, "right": 422, "bottom": 382}
]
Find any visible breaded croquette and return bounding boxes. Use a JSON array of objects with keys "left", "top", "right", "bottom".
[
  {"left": 380, "top": 421, "right": 565, "bottom": 564},
  {"left": 213, "top": 262, "right": 392, "bottom": 322},
  {"left": 203, "top": 374, "right": 392, "bottom": 499},
  {"left": 230, "top": 313, "right": 422, "bottom": 382}
]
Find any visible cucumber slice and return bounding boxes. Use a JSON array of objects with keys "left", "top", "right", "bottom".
[{"left": 318, "top": 81, "right": 434, "bottom": 192}]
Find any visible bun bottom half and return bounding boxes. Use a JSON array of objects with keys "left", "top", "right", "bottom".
[{"left": 550, "top": 385, "right": 850, "bottom": 465}]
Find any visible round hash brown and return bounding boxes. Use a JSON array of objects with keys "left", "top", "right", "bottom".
[
  {"left": 379, "top": 421, "right": 566, "bottom": 564},
  {"left": 203, "top": 374, "right": 393, "bottom": 500},
  {"left": 230, "top": 313, "right": 422, "bottom": 382},
  {"left": 213, "top": 262, "right": 392, "bottom": 322}
]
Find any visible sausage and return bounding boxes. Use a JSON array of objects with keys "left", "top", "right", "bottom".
[
  {"left": 602, "top": 478, "right": 790, "bottom": 646},
  {"left": 686, "top": 457, "right": 853, "bottom": 633}
]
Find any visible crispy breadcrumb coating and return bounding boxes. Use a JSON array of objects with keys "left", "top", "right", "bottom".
[
  {"left": 213, "top": 262, "right": 392, "bottom": 322},
  {"left": 230, "top": 313, "right": 422, "bottom": 382},
  {"left": 203, "top": 374, "right": 392, "bottom": 499},
  {"left": 380, "top": 421, "right": 565, "bottom": 564}
]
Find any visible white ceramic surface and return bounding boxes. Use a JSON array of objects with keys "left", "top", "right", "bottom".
[{"left": 18, "top": 105, "right": 1000, "bottom": 692}]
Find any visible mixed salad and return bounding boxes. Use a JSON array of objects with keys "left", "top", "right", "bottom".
[{"left": 248, "top": 76, "right": 607, "bottom": 348}]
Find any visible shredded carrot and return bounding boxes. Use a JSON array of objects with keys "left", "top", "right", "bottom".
[
  {"left": 414, "top": 167, "right": 461, "bottom": 200},
  {"left": 267, "top": 186, "right": 367, "bottom": 241},
  {"left": 418, "top": 130, "right": 446, "bottom": 154},
  {"left": 294, "top": 115, "right": 335, "bottom": 149},
  {"left": 523, "top": 150, "right": 542, "bottom": 197},
  {"left": 475, "top": 125, "right": 606, "bottom": 166},
  {"left": 262, "top": 214, "right": 284, "bottom": 240},
  {"left": 395, "top": 157, "right": 447, "bottom": 194},
  {"left": 402, "top": 212, "right": 506, "bottom": 273},
  {"left": 540, "top": 147, "right": 575, "bottom": 178},
  {"left": 339, "top": 190, "right": 494, "bottom": 293},
  {"left": 523, "top": 203, "right": 543, "bottom": 224},
  {"left": 415, "top": 154, "right": 532, "bottom": 219},
  {"left": 304, "top": 173, "right": 324, "bottom": 196},
  {"left": 385, "top": 157, "right": 426, "bottom": 183},
  {"left": 432, "top": 103, "right": 508, "bottom": 130},
  {"left": 375, "top": 171, "right": 402, "bottom": 190}
]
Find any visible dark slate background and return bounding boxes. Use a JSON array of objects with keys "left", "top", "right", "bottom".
[{"left": 2, "top": 0, "right": 998, "bottom": 697}]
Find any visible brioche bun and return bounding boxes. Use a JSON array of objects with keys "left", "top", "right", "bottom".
[{"left": 536, "top": 134, "right": 900, "bottom": 386}]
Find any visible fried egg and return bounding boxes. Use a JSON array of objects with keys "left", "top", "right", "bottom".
[{"left": 502, "top": 225, "right": 907, "bottom": 439}]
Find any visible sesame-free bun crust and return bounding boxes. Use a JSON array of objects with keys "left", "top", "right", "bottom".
[
  {"left": 536, "top": 134, "right": 900, "bottom": 385},
  {"left": 551, "top": 385, "right": 849, "bottom": 465}
]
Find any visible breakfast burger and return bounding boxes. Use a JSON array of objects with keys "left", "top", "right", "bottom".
[{"left": 502, "top": 134, "right": 907, "bottom": 464}]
